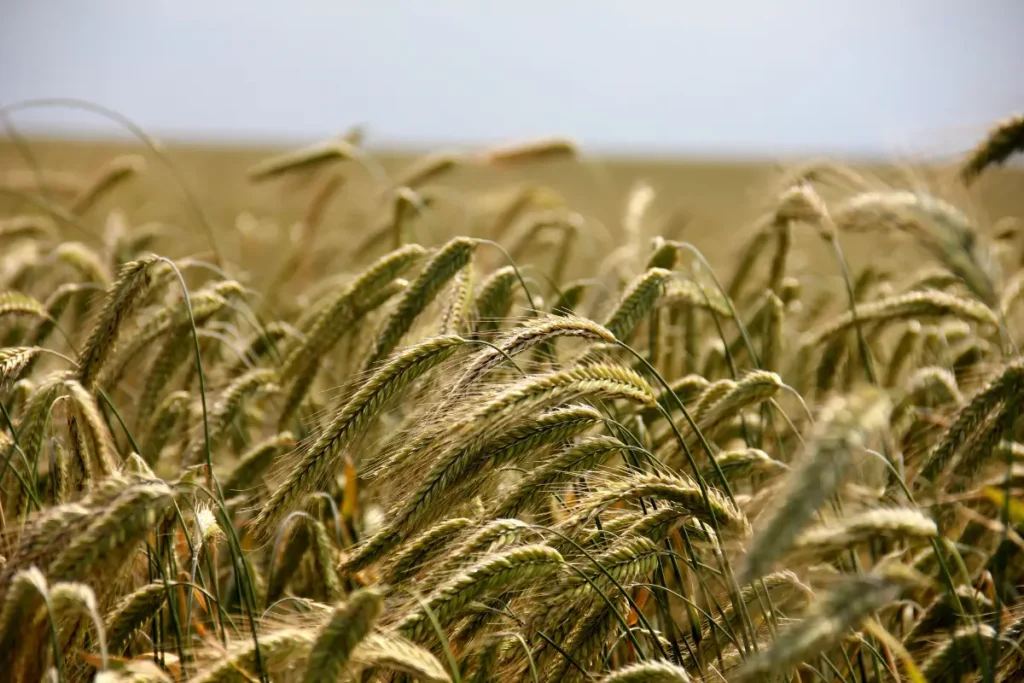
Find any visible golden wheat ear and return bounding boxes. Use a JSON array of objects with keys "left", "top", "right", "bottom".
[
  {"left": 479, "top": 136, "right": 578, "bottom": 166},
  {"left": 395, "top": 544, "right": 565, "bottom": 640},
  {"left": 391, "top": 151, "right": 463, "bottom": 190},
  {"left": 46, "top": 480, "right": 174, "bottom": 583},
  {"left": 302, "top": 588, "right": 382, "bottom": 683},
  {"left": 0, "top": 291, "right": 48, "bottom": 324},
  {"left": 246, "top": 138, "right": 356, "bottom": 181},
  {"left": 0, "top": 215, "right": 59, "bottom": 245},
  {"left": 738, "top": 386, "right": 891, "bottom": 585},
  {"left": 961, "top": 112, "right": 1024, "bottom": 185},
  {"left": 736, "top": 565, "right": 925, "bottom": 682},
  {"left": 600, "top": 660, "right": 694, "bottom": 683},
  {"left": 71, "top": 154, "right": 145, "bottom": 216},
  {"left": 192, "top": 628, "right": 317, "bottom": 683}
]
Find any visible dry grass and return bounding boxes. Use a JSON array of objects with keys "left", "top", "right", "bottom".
[{"left": 1, "top": 116, "right": 1024, "bottom": 682}]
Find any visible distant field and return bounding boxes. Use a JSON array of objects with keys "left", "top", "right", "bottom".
[{"left": 4, "top": 138, "right": 1023, "bottom": 276}]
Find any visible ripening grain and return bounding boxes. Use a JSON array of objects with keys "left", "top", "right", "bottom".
[{"left": 1, "top": 112, "right": 1022, "bottom": 682}]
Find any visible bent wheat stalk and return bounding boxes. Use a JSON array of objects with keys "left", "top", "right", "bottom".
[{"left": 254, "top": 335, "right": 466, "bottom": 536}]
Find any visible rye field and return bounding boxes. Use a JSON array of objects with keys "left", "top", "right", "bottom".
[{"left": 1, "top": 114, "right": 1024, "bottom": 682}]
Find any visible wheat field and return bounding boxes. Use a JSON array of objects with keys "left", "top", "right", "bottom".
[{"left": 2, "top": 113, "right": 1024, "bottom": 683}]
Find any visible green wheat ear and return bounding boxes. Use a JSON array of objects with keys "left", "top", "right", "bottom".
[
  {"left": 382, "top": 517, "right": 474, "bottom": 585},
  {"left": 76, "top": 255, "right": 159, "bottom": 389},
  {"left": 471, "top": 265, "right": 519, "bottom": 336},
  {"left": 279, "top": 243, "right": 425, "bottom": 380},
  {"left": 254, "top": 334, "right": 466, "bottom": 537},
  {"left": 361, "top": 236, "right": 477, "bottom": 371},
  {"left": 396, "top": 544, "right": 565, "bottom": 640},
  {"left": 103, "top": 583, "right": 169, "bottom": 652},
  {"left": 603, "top": 267, "right": 673, "bottom": 341}
]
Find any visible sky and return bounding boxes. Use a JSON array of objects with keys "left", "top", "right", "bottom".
[{"left": 1, "top": 1, "right": 1022, "bottom": 158}]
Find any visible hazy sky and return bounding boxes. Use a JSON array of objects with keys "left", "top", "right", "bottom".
[{"left": 2, "top": 1, "right": 1022, "bottom": 158}]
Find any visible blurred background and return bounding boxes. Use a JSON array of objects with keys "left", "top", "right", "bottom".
[
  {"left": 4, "top": 1, "right": 1023, "bottom": 156},
  {"left": 2, "top": 1, "right": 1023, "bottom": 264}
]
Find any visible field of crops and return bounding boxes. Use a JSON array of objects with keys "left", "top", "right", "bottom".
[{"left": 1, "top": 114, "right": 1024, "bottom": 682}]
